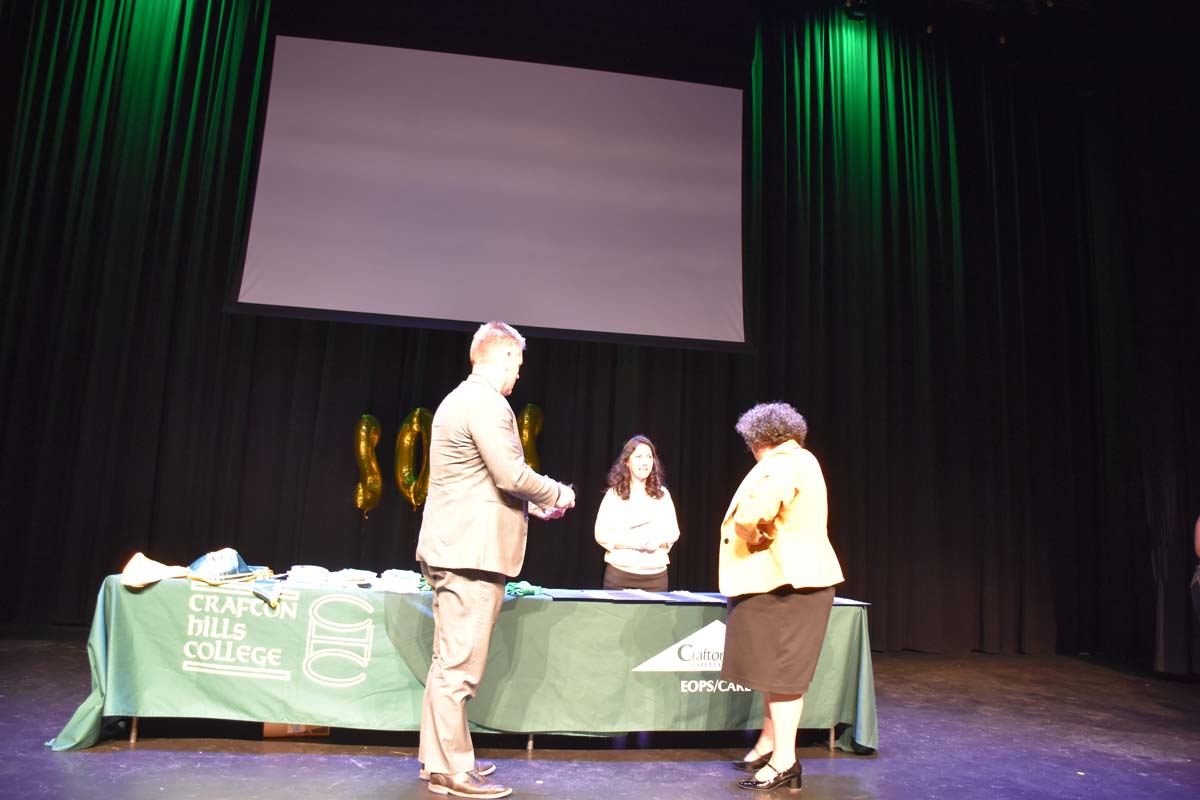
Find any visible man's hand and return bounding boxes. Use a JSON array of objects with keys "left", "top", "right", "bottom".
[
  {"left": 531, "top": 483, "right": 574, "bottom": 520},
  {"left": 529, "top": 503, "right": 565, "bottom": 520},
  {"left": 555, "top": 483, "right": 576, "bottom": 510}
]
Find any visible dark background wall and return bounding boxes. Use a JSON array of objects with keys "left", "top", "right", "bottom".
[{"left": 1, "top": 0, "right": 1197, "bottom": 674}]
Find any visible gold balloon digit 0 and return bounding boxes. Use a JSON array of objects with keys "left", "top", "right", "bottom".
[
  {"left": 354, "top": 414, "right": 383, "bottom": 517},
  {"left": 395, "top": 407, "right": 433, "bottom": 510},
  {"left": 517, "top": 403, "right": 543, "bottom": 473}
]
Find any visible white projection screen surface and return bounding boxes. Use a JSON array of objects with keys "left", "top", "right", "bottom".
[{"left": 237, "top": 36, "right": 745, "bottom": 344}]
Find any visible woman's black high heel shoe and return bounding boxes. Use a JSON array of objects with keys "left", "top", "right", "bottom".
[
  {"left": 737, "top": 761, "right": 802, "bottom": 792},
  {"left": 731, "top": 750, "right": 773, "bottom": 772}
]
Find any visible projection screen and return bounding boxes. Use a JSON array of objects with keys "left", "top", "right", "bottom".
[{"left": 236, "top": 35, "right": 744, "bottom": 345}]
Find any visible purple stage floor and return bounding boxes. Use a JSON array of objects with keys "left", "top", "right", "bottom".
[{"left": 2, "top": 627, "right": 1197, "bottom": 799}]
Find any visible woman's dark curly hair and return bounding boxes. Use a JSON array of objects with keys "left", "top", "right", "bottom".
[
  {"left": 734, "top": 402, "right": 808, "bottom": 450},
  {"left": 606, "top": 435, "right": 666, "bottom": 500}
]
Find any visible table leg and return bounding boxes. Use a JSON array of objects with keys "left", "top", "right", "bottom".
[{"left": 130, "top": 717, "right": 139, "bottom": 745}]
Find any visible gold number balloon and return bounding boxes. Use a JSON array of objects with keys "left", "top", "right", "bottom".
[
  {"left": 517, "top": 403, "right": 543, "bottom": 473},
  {"left": 395, "top": 407, "right": 433, "bottom": 510},
  {"left": 354, "top": 414, "right": 383, "bottom": 517}
]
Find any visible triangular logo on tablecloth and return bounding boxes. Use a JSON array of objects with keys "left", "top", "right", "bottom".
[{"left": 632, "top": 619, "right": 725, "bottom": 672}]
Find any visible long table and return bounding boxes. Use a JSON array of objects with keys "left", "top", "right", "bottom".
[{"left": 50, "top": 576, "right": 878, "bottom": 752}]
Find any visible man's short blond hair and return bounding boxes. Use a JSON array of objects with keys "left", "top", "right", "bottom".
[{"left": 469, "top": 321, "right": 526, "bottom": 365}]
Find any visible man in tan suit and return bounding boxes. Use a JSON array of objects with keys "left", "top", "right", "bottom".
[{"left": 416, "top": 321, "right": 575, "bottom": 799}]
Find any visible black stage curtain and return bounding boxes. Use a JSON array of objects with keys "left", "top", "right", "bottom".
[{"left": 1, "top": 1, "right": 1196, "bottom": 673}]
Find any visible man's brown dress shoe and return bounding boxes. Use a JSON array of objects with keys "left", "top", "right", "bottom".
[
  {"left": 427, "top": 769, "right": 512, "bottom": 798},
  {"left": 419, "top": 761, "right": 495, "bottom": 781}
]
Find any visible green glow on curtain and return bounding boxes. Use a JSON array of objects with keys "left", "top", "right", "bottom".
[
  {"left": 748, "top": 8, "right": 972, "bottom": 650},
  {"left": 790, "top": 9, "right": 962, "bottom": 301},
  {"left": 747, "top": 25, "right": 764, "bottom": 317},
  {"left": 0, "top": 0, "right": 271, "bottom": 601},
  {"left": 1, "top": 0, "right": 270, "bottom": 343},
  {"left": 785, "top": 8, "right": 964, "bottom": 407}
]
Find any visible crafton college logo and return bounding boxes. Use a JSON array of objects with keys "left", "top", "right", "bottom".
[
  {"left": 633, "top": 620, "right": 726, "bottom": 673},
  {"left": 633, "top": 620, "right": 752, "bottom": 692}
]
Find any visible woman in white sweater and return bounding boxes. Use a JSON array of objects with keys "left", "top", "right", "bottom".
[{"left": 594, "top": 435, "right": 680, "bottom": 591}]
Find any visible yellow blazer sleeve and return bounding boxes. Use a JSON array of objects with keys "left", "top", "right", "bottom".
[{"left": 729, "top": 472, "right": 796, "bottom": 543}]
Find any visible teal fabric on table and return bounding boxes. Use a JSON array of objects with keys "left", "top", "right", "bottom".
[
  {"left": 414, "top": 577, "right": 542, "bottom": 596},
  {"left": 47, "top": 583, "right": 113, "bottom": 750},
  {"left": 51, "top": 576, "right": 877, "bottom": 752}
]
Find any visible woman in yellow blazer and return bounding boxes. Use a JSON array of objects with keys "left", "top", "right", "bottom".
[{"left": 719, "top": 402, "right": 844, "bottom": 792}]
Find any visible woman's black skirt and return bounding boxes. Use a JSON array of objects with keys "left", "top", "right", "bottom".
[{"left": 720, "top": 585, "right": 835, "bottom": 695}]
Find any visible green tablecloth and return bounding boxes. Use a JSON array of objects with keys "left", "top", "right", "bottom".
[{"left": 50, "top": 576, "right": 877, "bottom": 752}]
